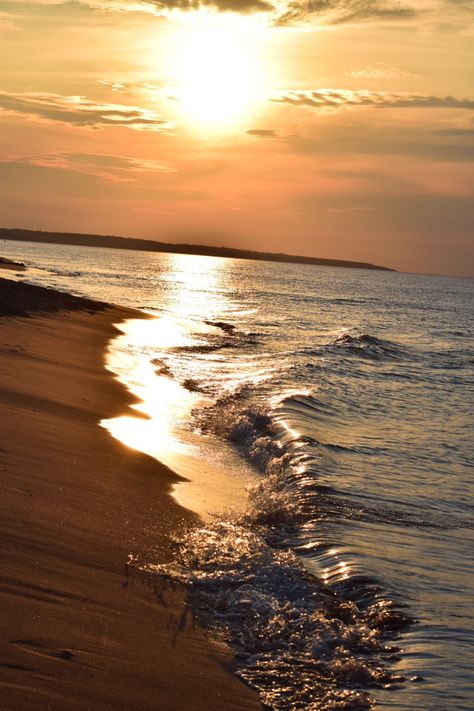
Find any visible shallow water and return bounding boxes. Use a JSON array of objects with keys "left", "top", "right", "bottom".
[{"left": 2, "top": 239, "right": 473, "bottom": 710}]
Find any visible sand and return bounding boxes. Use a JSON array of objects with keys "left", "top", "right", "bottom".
[{"left": 0, "top": 276, "right": 260, "bottom": 710}]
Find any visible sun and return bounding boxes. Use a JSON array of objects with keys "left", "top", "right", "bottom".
[{"left": 165, "top": 12, "right": 269, "bottom": 131}]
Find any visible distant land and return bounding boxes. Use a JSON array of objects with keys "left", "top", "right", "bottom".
[{"left": 0, "top": 228, "right": 394, "bottom": 272}]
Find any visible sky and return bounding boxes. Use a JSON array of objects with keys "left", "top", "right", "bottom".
[{"left": 0, "top": 1, "right": 473, "bottom": 275}]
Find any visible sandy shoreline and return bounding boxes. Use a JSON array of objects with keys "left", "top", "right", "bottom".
[
  {"left": 0, "top": 276, "right": 260, "bottom": 710},
  {"left": 0, "top": 257, "right": 26, "bottom": 272}
]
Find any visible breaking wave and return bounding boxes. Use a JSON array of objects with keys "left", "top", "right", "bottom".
[
  {"left": 135, "top": 377, "right": 422, "bottom": 709},
  {"left": 136, "top": 511, "right": 412, "bottom": 710}
]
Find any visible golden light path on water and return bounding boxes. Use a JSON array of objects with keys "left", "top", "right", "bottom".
[{"left": 101, "top": 254, "right": 258, "bottom": 520}]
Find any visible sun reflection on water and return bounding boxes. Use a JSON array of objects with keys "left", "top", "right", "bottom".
[
  {"left": 103, "top": 322, "right": 195, "bottom": 459},
  {"left": 101, "top": 253, "right": 257, "bottom": 518}
]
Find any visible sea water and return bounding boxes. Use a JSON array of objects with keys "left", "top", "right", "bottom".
[{"left": 2, "top": 239, "right": 473, "bottom": 710}]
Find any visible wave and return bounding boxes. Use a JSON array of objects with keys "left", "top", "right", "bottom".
[
  {"left": 196, "top": 386, "right": 469, "bottom": 529},
  {"left": 325, "top": 332, "right": 405, "bottom": 361},
  {"left": 152, "top": 358, "right": 173, "bottom": 378},
  {"left": 172, "top": 330, "right": 260, "bottom": 356},
  {"left": 204, "top": 319, "right": 237, "bottom": 333},
  {"left": 142, "top": 323, "right": 445, "bottom": 706},
  {"left": 47, "top": 267, "right": 83, "bottom": 278},
  {"left": 182, "top": 377, "right": 207, "bottom": 393},
  {"left": 193, "top": 385, "right": 421, "bottom": 580},
  {"left": 137, "top": 509, "right": 411, "bottom": 709},
  {"left": 326, "top": 298, "right": 368, "bottom": 306},
  {"left": 152, "top": 358, "right": 211, "bottom": 393}
]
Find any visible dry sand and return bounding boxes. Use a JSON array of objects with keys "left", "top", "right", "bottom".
[{"left": 0, "top": 276, "right": 260, "bottom": 710}]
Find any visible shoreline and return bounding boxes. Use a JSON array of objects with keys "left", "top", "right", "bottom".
[
  {"left": 0, "top": 277, "right": 260, "bottom": 710},
  {"left": 102, "top": 318, "right": 256, "bottom": 522}
]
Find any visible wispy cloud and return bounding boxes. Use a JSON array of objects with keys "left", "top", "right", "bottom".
[
  {"left": 77, "top": 0, "right": 274, "bottom": 15},
  {"left": 0, "top": 10, "right": 25, "bottom": 31},
  {"left": 0, "top": 153, "right": 176, "bottom": 185},
  {"left": 273, "top": 0, "right": 418, "bottom": 27},
  {"left": 0, "top": 152, "right": 176, "bottom": 184},
  {"left": 434, "top": 128, "right": 474, "bottom": 135},
  {"left": 246, "top": 128, "right": 301, "bottom": 140},
  {"left": 0, "top": 0, "right": 419, "bottom": 24},
  {"left": 246, "top": 128, "right": 279, "bottom": 137},
  {"left": 4, "top": 0, "right": 474, "bottom": 26},
  {"left": 348, "top": 64, "right": 417, "bottom": 80},
  {"left": 273, "top": 88, "right": 474, "bottom": 111},
  {"left": 98, "top": 79, "right": 162, "bottom": 95},
  {"left": 0, "top": 91, "right": 173, "bottom": 131},
  {"left": 86, "top": 0, "right": 418, "bottom": 23}
]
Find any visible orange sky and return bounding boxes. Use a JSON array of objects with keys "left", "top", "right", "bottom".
[{"left": 0, "top": 1, "right": 473, "bottom": 275}]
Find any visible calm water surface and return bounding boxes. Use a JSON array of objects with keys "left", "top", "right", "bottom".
[{"left": 2, "top": 240, "right": 473, "bottom": 710}]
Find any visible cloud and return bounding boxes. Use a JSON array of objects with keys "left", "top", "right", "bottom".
[
  {"left": 246, "top": 128, "right": 301, "bottom": 141},
  {"left": 256, "top": 110, "right": 474, "bottom": 164},
  {"left": 98, "top": 79, "right": 161, "bottom": 95},
  {"left": 322, "top": 204, "right": 376, "bottom": 213},
  {"left": 90, "top": 0, "right": 422, "bottom": 23},
  {"left": 445, "top": 0, "right": 474, "bottom": 8},
  {"left": 285, "top": 127, "right": 474, "bottom": 163},
  {"left": 5, "top": 0, "right": 474, "bottom": 29},
  {"left": 132, "top": 206, "right": 179, "bottom": 215},
  {"left": 2, "top": 0, "right": 417, "bottom": 24},
  {"left": 273, "top": 88, "right": 474, "bottom": 111},
  {"left": 348, "top": 64, "right": 417, "bottom": 80},
  {"left": 1, "top": 153, "right": 176, "bottom": 184},
  {"left": 0, "top": 90, "right": 173, "bottom": 131},
  {"left": 4, "top": 0, "right": 473, "bottom": 27},
  {"left": 77, "top": 0, "right": 274, "bottom": 15},
  {"left": 434, "top": 128, "right": 474, "bottom": 135},
  {"left": 273, "top": 0, "right": 417, "bottom": 27},
  {"left": 91, "top": 0, "right": 420, "bottom": 23},
  {"left": 0, "top": 10, "right": 25, "bottom": 30},
  {"left": 246, "top": 129, "right": 278, "bottom": 137}
]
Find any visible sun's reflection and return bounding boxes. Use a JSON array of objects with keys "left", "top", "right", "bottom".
[
  {"left": 101, "top": 253, "right": 257, "bottom": 518},
  {"left": 102, "top": 326, "right": 195, "bottom": 459},
  {"left": 319, "top": 548, "right": 352, "bottom": 584},
  {"left": 163, "top": 253, "right": 227, "bottom": 322}
]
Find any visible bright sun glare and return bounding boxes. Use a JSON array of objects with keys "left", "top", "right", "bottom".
[{"left": 166, "top": 12, "right": 268, "bottom": 130}]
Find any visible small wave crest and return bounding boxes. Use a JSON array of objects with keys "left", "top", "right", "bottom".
[
  {"left": 171, "top": 324, "right": 261, "bottom": 357},
  {"left": 152, "top": 358, "right": 174, "bottom": 378},
  {"left": 195, "top": 386, "right": 283, "bottom": 472},
  {"left": 204, "top": 319, "right": 237, "bottom": 333},
  {"left": 326, "top": 332, "right": 405, "bottom": 361},
  {"left": 47, "top": 267, "right": 83, "bottom": 278}
]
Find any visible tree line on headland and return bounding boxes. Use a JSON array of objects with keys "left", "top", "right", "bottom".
[{"left": 0, "top": 228, "right": 394, "bottom": 271}]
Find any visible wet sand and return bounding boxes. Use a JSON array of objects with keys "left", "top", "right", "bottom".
[
  {"left": 0, "top": 257, "right": 26, "bottom": 271},
  {"left": 0, "top": 276, "right": 260, "bottom": 710}
]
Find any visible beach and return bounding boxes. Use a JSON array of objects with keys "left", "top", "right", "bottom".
[
  {"left": 0, "top": 245, "right": 472, "bottom": 711},
  {"left": 0, "top": 275, "right": 260, "bottom": 711}
]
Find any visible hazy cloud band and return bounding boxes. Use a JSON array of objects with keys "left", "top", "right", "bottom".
[
  {"left": 273, "top": 89, "right": 474, "bottom": 110},
  {"left": 0, "top": 91, "right": 173, "bottom": 131}
]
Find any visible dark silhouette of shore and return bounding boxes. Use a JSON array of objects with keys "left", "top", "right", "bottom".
[{"left": 0, "top": 228, "right": 394, "bottom": 271}]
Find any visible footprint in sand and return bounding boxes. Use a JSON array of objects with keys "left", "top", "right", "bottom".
[{"left": 11, "top": 639, "right": 76, "bottom": 662}]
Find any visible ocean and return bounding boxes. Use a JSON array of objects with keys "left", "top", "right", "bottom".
[{"left": 2, "top": 239, "right": 473, "bottom": 710}]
